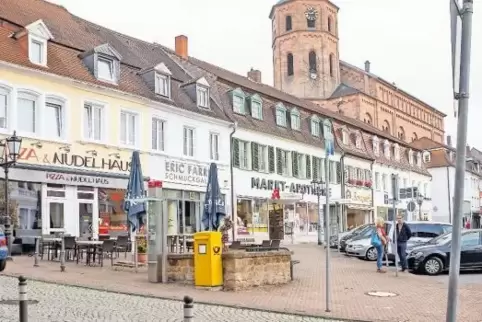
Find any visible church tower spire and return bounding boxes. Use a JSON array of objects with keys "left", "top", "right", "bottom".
[{"left": 270, "top": 0, "right": 340, "bottom": 101}]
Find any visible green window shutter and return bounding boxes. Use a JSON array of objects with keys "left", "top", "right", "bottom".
[
  {"left": 276, "top": 148, "right": 282, "bottom": 175},
  {"left": 268, "top": 146, "right": 275, "bottom": 173},
  {"left": 312, "top": 157, "right": 318, "bottom": 180},
  {"left": 251, "top": 143, "right": 259, "bottom": 171},
  {"left": 336, "top": 162, "right": 342, "bottom": 184},
  {"left": 306, "top": 155, "right": 312, "bottom": 179},
  {"left": 232, "top": 139, "right": 240, "bottom": 167},
  {"left": 292, "top": 152, "right": 298, "bottom": 177}
]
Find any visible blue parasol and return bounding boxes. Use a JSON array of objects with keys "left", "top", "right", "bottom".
[
  {"left": 123, "top": 151, "right": 146, "bottom": 232},
  {"left": 202, "top": 163, "right": 226, "bottom": 231}
]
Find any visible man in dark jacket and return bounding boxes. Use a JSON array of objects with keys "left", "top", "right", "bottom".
[{"left": 395, "top": 215, "right": 412, "bottom": 272}]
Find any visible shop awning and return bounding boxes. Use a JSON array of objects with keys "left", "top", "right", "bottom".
[{"left": 346, "top": 204, "right": 373, "bottom": 211}]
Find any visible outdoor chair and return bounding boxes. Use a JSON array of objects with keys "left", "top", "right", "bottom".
[
  {"left": 63, "top": 236, "right": 77, "bottom": 261},
  {"left": 270, "top": 239, "right": 281, "bottom": 250},
  {"left": 40, "top": 236, "right": 56, "bottom": 261},
  {"left": 229, "top": 241, "right": 242, "bottom": 249},
  {"left": 100, "top": 239, "right": 117, "bottom": 267},
  {"left": 261, "top": 240, "right": 271, "bottom": 247},
  {"left": 114, "top": 235, "right": 129, "bottom": 258}
]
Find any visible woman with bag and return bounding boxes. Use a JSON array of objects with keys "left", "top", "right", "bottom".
[{"left": 371, "top": 217, "right": 388, "bottom": 273}]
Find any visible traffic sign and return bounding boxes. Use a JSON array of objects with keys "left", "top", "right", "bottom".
[{"left": 407, "top": 201, "right": 416, "bottom": 212}]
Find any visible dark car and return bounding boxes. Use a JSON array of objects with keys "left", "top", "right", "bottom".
[
  {"left": 407, "top": 229, "right": 482, "bottom": 275},
  {"left": 338, "top": 224, "right": 372, "bottom": 252}
]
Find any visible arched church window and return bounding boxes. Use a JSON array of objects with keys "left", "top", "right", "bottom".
[
  {"left": 309, "top": 51, "right": 317, "bottom": 73},
  {"left": 285, "top": 16, "right": 292, "bottom": 31},
  {"left": 287, "top": 53, "right": 294, "bottom": 76}
]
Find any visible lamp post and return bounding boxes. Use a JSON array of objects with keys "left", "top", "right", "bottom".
[
  {"left": 416, "top": 193, "right": 424, "bottom": 221},
  {"left": 0, "top": 131, "right": 23, "bottom": 260},
  {"left": 311, "top": 179, "right": 325, "bottom": 246}
]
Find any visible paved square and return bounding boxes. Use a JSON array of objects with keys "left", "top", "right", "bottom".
[{"left": 2, "top": 245, "right": 481, "bottom": 322}]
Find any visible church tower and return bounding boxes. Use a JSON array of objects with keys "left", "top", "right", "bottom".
[{"left": 270, "top": 0, "right": 340, "bottom": 101}]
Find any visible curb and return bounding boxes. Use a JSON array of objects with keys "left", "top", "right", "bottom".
[{"left": 1, "top": 273, "right": 378, "bottom": 322}]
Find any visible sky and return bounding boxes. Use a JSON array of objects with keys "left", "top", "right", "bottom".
[{"left": 48, "top": 0, "right": 481, "bottom": 149}]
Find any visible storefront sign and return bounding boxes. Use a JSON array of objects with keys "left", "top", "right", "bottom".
[
  {"left": 18, "top": 148, "right": 130, "bottom": 172},
  {"left": 346, "top": 188, "right": 372, "bottom": 204},
  {"left": 45, "top": 172, "right": 110, "bottom": 185},
  {"left": 164, "top": 160, "right": 208, "bottom": 185},
  {"left": 251, "top": 177, "right": 330, "bottom": 196}
]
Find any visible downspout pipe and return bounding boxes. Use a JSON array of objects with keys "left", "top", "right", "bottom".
[
  {"left": 370, "top": 159, "right": 375, "bottom": 223},
  {"left": 340, "top": 151, "right": 346, "bottom": 231},
  {"left": 447, "top": 166, "right": 452, "bottom": 223},
  {"left": 229, "top": 122, "right": 238, "bottom": 241}
]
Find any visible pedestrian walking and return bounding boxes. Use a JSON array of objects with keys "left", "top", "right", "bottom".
[
  {"left": 394, "top": 215, "right": 411, "bottom": 272},
  {"left": 371, "top": 217, "right": 388, "bottom": 273}
]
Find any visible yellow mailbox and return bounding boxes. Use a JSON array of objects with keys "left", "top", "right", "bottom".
[{"left": 194, "top": 231, "right": 223, "bottom": 287}]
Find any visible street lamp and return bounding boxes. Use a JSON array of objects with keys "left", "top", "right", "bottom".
[
  {"left": 0, "top": 131, "right": 22, "bottom": 260},
  {"left": 311, "top": 179, "right": 325, "bottom": 246},
  {"left": 416, "top": 193, "right": 424, "bottom": 221}
]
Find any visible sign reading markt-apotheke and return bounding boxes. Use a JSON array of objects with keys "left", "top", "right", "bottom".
[
  {"left": 251, "top": 177, "right": 331, "bottom": 196},
  {"left": 18, "top": 148, "right": 130, "bottom": 172}
]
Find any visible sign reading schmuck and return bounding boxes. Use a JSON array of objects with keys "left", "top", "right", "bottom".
[{"left": 164, "top": 160, "right": 208, "bottom": 185}]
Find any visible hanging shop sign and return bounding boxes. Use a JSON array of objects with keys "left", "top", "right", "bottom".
[{"left": 345, "top": 187, "right": 372, "bottom": 205}]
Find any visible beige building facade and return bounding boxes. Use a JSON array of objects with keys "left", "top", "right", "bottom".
[{"left": 270, "top": 0, "right": 446, "bottom": 143}]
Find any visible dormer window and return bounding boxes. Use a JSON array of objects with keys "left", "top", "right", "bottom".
[
  {"left": 249, "top": 94, "right": 263, "bottom": 119},
  {"left": 355, "top": 134, "right": 362, "bottom": 148},
  {"left": 79, "top": 43, "right": 122, "bottom": 84},
  {"left": 21, "top": 19, "right": 54, "bottom": 66},
  {"left": 290, "top": 108, "right": 300, "bottom": 131},
  {"left": 197, "top": 86, "right": 209, "bottom": 108},
  {"left": 156, "top": 74, "right": 170, "bottom": 97},
  {"left": 417, "top": 152, "right": 422, "bottom": 167},
  {"left": 384, "top": 140, "right": 390, "bottom": 158},
  {"left": 373, "top": 136, "right": 379, "bottom": 156},
  {"left": 408, "top": 149, "right": 414, "bottom": 165},
  {"left": 275, "top": 103, "right": 287, "bottom": 127},
  {"left": 311, "top": 116, "right": 320, "bottom": 137},
  {"left": 423, "top": 151, "right": 431, "bottom": 163},
  {"left": 341, "top": 129, "right": 348, "bottom": 144},
  {"left": 394, "top": 144, "right": 400, "bottom": 160},
  {"left": 232, "top": 88, "right": 246, "bottom": 114},
  {"left": 97, "top": 57, "right": 114, "bottom": 81},
  {"left": 140, "top": 62, "right": 172, "bottom": 98}
]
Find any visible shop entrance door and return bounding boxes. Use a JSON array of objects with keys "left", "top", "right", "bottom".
[{"left": 79, "top": 202, "right": 94, "bottom": 239}]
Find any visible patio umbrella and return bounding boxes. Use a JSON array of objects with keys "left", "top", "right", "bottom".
[
  {"left": 202, "top": 163, "right": 226, "bottom": 231},
  {"left": 123, "top": 151, "right": 146, "bottom": 232}
]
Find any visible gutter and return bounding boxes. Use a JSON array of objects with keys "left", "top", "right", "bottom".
[
  {"left": 229, "top": 122, "right": 238, "bottom": 240},
  {"left": 370, "top": 159, "right": 375, "bottom": 223},
  {"left": 340, "top": 151, "right": 346, "bottom": 230}
]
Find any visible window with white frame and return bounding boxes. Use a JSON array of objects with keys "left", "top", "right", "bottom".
[
  {"left": 151, "top": 118, "right": 165, "bottom": 151},
  {"left": 373, "top": 137, "right": 379, "bottom": 155},
  {"left": 209, "top": 132, "right": 219, "bottom": 161},
  {"left": 275, "top": 105, "right": 286, "bottom": 127},
  {"left": 0, "top": 87, "right": 9, "bottom": 129},
  {"left": 291, "top": 109, "right": 300, "bottom": 130},
  {"left": 382, "top": 174, "right": 387, "bottom": 191},
  {"left": 29, "top": 39, "right": 44, "bottom": 65},
  {"left": 83, "top": 102, "right": 103, "bottom": 141},
  {"left": 258, "top": 144, "right": 267, "bottom": 172},
  {"left": 97, "top": 56, "right": 115, "bottom": 81},
  {"left": 342, "top": 130, "right": 348, "bottom": 144},
  {"left": 197, "top": 86, "right": 209, "bottom": 108},
  {"left": 183, "top": 127, "right": 195, "bottom": 157},
  {"left": 233, "top": 94, "right": 245, "bottom": 114},
  {"left": 251, "top": 99, "right": 262, "bottom": 119},
  {"left": 120, "top": 111, "right": 138, "bottom": 146},
  {"left": 280, "top": 149, "right": 290, "bottom": 176},
  {"left": 155, "top": 73, "right": 170, "bottom": 97},
  {"left": 311, "top": 118, "right": 320, "bottom": 137},
  {"left": 375, "top": 172, "right": 380, "bottom": 190},
  {"left": 17, "top": 91, "right": 38, "bottom": 133},
  {"left": 297, "top": 153, "right": 306, "bottom": 178},
  {"left": 239, "top": 140, "right": 249, "bottom": 169},
  {"left": 355, "top": 135, "right": 361, "bottom": 148},
  {"left": 45, "top": 98, "right": 63, "bottom": 138},
  {"left": 384, "top": 140, "right": 390, "bottom": 158}
]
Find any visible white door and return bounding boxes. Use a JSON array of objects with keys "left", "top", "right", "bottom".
[
  {"left": 76, "top": 186, "right": 98, "bottom": 239},
  {"left": 43, "top": 184, "right": 68, "bottom": 235}
]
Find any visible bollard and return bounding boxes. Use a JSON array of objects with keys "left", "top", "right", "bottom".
[
  {"left": 18, "top": 276, "right": 28, "bottom": 322},
  {"left": 60, "top": 234, "right": 66, "bottom": 272},
  {"left": 33, "top": 238, "right": 39, "bottom": 267},
  {"left": 183, "top": 296, "right": 193, "bottom": 321}
]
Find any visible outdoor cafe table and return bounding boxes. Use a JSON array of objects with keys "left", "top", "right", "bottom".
[{"left": 76, "top": 240, "right": 104, "bottom": 266}]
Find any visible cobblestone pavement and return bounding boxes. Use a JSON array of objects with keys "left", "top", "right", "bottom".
[
  {"left": 3, "top": 245, "right": 482, "bottom": 322},
  {"left": 0, "top": 276, "right": 343, "bottom": 322}
]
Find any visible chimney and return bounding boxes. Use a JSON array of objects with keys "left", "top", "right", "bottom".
[
  {"left": 446, "top": 135, "right": 452, "bottom": 147},
  {"left": 247, "top": 68, "right": 262, "bottom": 83},
  {"left": 364, "top": 60, "right": 371, "bottom": 73},
  {"left": 175, "top": 35, "right": 188, "bottom": 59},
  {"left": 466, "top": 145, "right": 470, "bottom": 155}
]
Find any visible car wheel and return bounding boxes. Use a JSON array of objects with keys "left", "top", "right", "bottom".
[
  {"left": 365, "top": 247, "right": 377, "bottom": 261},
  {"left": 0, "top": 260, "right": 6, "bottom": 272},
  {"left": 423, "top": 256, "right": 443, "bottom": 275}
]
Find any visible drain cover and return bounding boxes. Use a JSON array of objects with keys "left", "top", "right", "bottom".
[
  {"left": 366, "top": 291, "right": 398, "bottom": 297},
  {"left": 0, "top": 300, "right": 39, "bottom": 305}
]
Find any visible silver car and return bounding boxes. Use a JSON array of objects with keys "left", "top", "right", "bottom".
[{"left": 345, "top": 221, "right": 452, "bottom": 261}]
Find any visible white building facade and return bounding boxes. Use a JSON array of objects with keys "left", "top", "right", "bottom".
[
  {"left": 145, "top": 104, "right": 233, "bottom": 237},
  {"left": 232, "top": 127, "right": 343, "bottom": 244}
]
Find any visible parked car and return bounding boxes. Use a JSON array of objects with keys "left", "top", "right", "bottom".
[
  {"left": 0, "top": 226, "right": 7, "bottom": 272},
  {"left": 338, "top": 224, "right": 372, "bottom": 252},
  {"left": 345, "top": 221, "right": 452, "bottom": 262},
  {"left": 407, "top": 229, "right": 482, "bottom": 275}
]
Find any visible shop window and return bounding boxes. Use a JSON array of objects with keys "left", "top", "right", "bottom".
[
  {"left": 77, "top": 186, "right": 95, "bottom": 200},
  {"left": 46, "top": 184, "right": 65, "bottom": 198},
  {"left": 49, "top": 202, "right": 64, "bottom": 229},
  {"left": 236, "top": 199, "right": 252, "bottom": 235},
  {"left": 253, "top": 198, "right": 269, "bottom": 233},
  {"left": 98, "top": 188, "right": 128, "bottom": 234}
]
